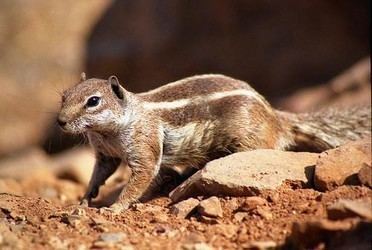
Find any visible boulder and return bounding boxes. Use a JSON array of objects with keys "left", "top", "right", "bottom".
[
  {"left": 169, "top": 149, "right": 318, "bottom": 202},
  {"left": 314, "top": 138, "right": 371, "bottom": 191}
]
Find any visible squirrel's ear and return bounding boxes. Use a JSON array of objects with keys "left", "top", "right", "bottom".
[
  {"left": 80, "top": 72, "right": 86, "bottom": 82},
  {"left": 108, "top": 75, "right": 124, "bottom": 100}
]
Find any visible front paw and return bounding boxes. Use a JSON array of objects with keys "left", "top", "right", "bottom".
[{"left": 80, "top": 198, "right": 90, "bottom": 207}]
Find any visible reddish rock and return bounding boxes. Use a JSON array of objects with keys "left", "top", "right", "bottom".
[
  {"left": 169, "top": 150, "right": 318, "bottom": 202},
  {"left": 314, "top": 138, "right": 371, "bottom": 192},
  {"left": 239, "top": 197, "right": 268, "bottom": 212},
  {"left": 327, "top": 198, "right": 372, "bottom": 220},
  {"left": 289, "top": 218, "right": 371, "bottom": 249},
  {"left": 197, "top": 197, "right": 223, "bottom": 218},
  {"left": 170, "top": 198, "right": 200, "bottom": 219},
  {"left": 0, "top": 147, "right": 55, "bottom": 180},
  {"left": 358, "top": 163, "right": 372, "bottom": 188}
]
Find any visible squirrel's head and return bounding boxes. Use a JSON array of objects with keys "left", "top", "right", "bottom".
[{"left": 58, "top": 74, "right": 131, "bottom": 134}]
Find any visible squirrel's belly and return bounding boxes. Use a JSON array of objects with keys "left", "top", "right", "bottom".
[{"left": 161, "top": 121, "right": 216, "bottom": 168}]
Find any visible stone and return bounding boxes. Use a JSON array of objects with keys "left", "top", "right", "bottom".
[
  {"left": 289, "top": 218, "right": 371, "bottom": 249},
  {"left": 197, "top": 196, "right": 223, "bottom": 218},
  {"left": 52, "top": 147, "right": 96, "bottom": 185},
  {"left": 239, "top": 197, "right": 268, "bottom": 212},
  {"left": 51, "top": 147, "right": 130, "bottom": 202},
  {"left": 314, "top": 138, "right": 371, "bottom": 191},
  {"left": 358, "top": 163, "right": 372, "bottom": 188},
  {"left": 61, "top": 214, "right": 81, "bottom": 228},
  {"left": 246, "top": 240, "right": 277, "bottom": 249},
  {"left": 170, "top": 150, "right": 318, "bottom": 202},
  {"left": 151, "top": 213, "right": 168, "bottom": 224},
  {"left": 233, "top": 212, "right": 248, "bottom": 222},
  {"left": 198, "top": 215, "right": 218, "bottom": 225},
  {"left": 327, "top": 198, "right": 372, "bottom": 220},
  {"left": 99, "top": 232, "right": 127, "bottom": 243},
  {"left": 0, "top": 148, "right": 55, "bottom": 180},
  {"left": 170, "top": 198, "right": 200, "bottom": 218},
  {"left": 215, "top": 224, "right": 238, "bottom": 238},
  {"left": 255, "top": 207, "right": 273, "bottom": 220},
  {"left": 182, "top": 242, "right": 214, "bottom": 250}
]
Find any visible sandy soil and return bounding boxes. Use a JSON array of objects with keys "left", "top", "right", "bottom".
[{"left": 0, "top": 174, "right": 370, "bottom": 249}]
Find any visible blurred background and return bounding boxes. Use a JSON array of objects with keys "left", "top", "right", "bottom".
[{"left": 0, "top": 0, "right": 370, "bottom": 159}]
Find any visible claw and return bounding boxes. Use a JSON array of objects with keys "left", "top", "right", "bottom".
[{"left": 80, "top": 198, "right": 89, "bottom": 207}]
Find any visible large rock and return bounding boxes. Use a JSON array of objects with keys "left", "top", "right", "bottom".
[
  {"left": 314, "top": 138, "right": 371, "bottom": 191},
  {"left": 169, "top": 150, "right": 318, "bottom": 202}
]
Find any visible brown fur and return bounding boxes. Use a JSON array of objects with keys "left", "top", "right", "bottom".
[{"left": 58, "top": 74, "right": 371, "bottom": 210}]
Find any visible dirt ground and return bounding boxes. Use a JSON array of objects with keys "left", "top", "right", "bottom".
[{"left": 0, "top": 173, "right": 371, "bottom": 250}]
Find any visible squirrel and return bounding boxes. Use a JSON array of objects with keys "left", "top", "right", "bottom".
[{"left": 58, "top": 73, "right": 371, "bottom": 211}]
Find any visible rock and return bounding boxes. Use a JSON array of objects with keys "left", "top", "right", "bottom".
[
  {"left": 98, "top": 232, "right": 127, "bottom": 243},
  {"left": 233, "top": 212, "right": 248, "bottom": 222},
  {"left": 327, "top": 198, "right": 372, "bottom": 220},
  {"left": 0, "top": 222, "right": 24, "bottom": 249},
  {"left": 239, "top": 197, "right": 268, "bottom": 212},
  {"left": 358, "top": 163, "right": 372, "bottom": 188},
  {"left": 181, "top": 242, "right": 214, "bottom": 250},
  {"left": 246, "top": 240, "right": 277, "bottom": 249},
  {"left": 0, "top": 179, "right": 23, "bottom": 196},
  {"left": 170, "top": 198, "right": 200, "bottom": 218},
  {"left": 170, "top": 150, "right": 318, "bottom": 202},
  {"left": 61, "top": 214, "right": 81, "bottom": 228},
  {"left": 314, "top": 138, "right": 371, "bottom": 191},
  {"left": 215, "top": 224, "right": 238, "bottom": 238},
  {"left": 255, "top": 207, "right": 273, "bottom": 220},
  {"left": 53, "top": 146, "right": 129, "bottom": 185},
  {"left": 197, "top": 196, "right": 223, "bottom": 218},
  {"left": 198, "top": 215, "right": 218, "bottom": 225},
  {"left": 52, "top": 147, "right": 96, "bottom": 185},
  {"left": 0, "top": 147, "right": 55, "bottom": 180},
  {"left": 289, "top": 218, "right": 372, "bottom": 249},
  {"left": 151, "top": 213, "right": 168, "bottom": 224},
  {"left": 48, "top": 236, "right": 69, "bottom": 250}
]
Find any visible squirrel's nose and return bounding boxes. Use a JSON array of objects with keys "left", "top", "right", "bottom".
[{"left": 57, "top": 118, "right": 67, "bottom": 127}]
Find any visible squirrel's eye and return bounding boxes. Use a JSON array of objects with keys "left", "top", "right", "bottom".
[{"left": 86, "top": 96, "right": 101, "bottom": 107}]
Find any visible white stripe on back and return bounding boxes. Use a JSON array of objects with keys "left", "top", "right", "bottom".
[{"left": 143, "top": 89, "right": 268, "bottom": 110}]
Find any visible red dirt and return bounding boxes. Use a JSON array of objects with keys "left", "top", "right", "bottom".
[{"left": 0, "top": 174, "right": 370, "bottom": 249}]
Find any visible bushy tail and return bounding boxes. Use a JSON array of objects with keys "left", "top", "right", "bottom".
[{"left": 278, "top": 106, "right": 371, "bottom": 152}]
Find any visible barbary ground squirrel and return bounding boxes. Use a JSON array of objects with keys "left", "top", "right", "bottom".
[{"left": 58, "top": 73, "right": 371, "bottom": 211}]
